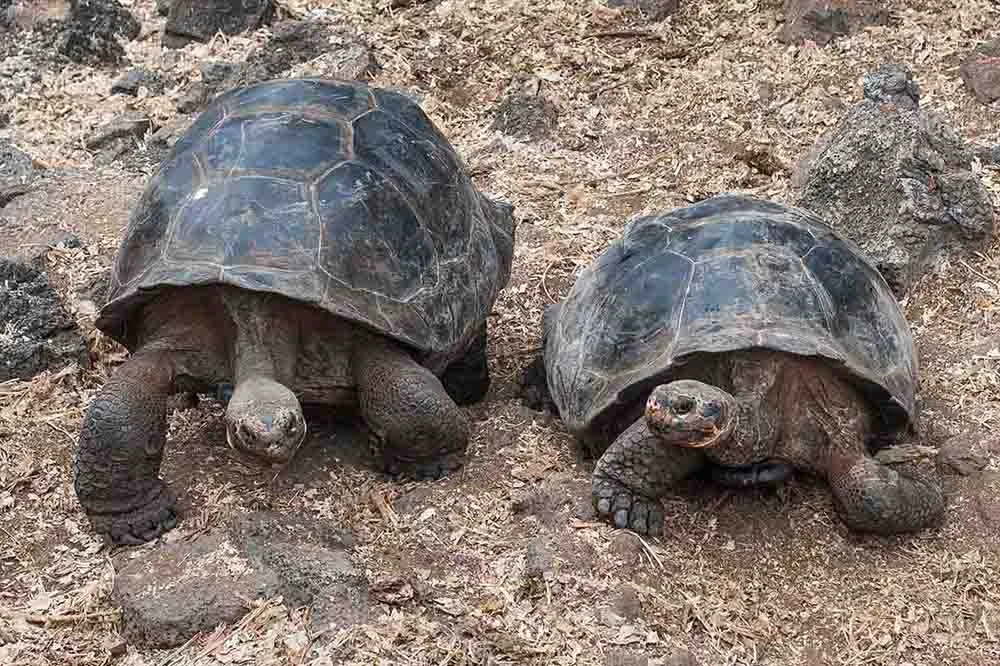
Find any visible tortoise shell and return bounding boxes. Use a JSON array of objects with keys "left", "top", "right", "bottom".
[
  {"left": 98, "top": 78, "right": 515, "bottom": 358},
  {"left": 545, "top": 193, "right": 918, "bottom": 439}
]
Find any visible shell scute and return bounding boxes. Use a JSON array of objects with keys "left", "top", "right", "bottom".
[
  {"left": 316, "top": 161, "right": 436, "bottom": 299},
  {"left": 166, "top": 176, "right": 317, "bottom": 273},
  {"left": 352, "top": 109, "right": 472, "bottom": 258},
  {"left": 372, "top": 89, "right": 453, "bottom": 144},
  {"left": 224, "top": 78, "right": 372, "bottom": 119},
  {"left": 115, "top": 153, "right": 201, "bottom": 289},
  {"left": 200, "top": 112, "right": 348, "bottom": 177}
]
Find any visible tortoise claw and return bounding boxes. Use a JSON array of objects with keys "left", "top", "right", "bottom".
[
  {"left": 593, "top": 476, "right": 665, "bottom": 537},
  {"left": 86, "top": 482, "right": 179, "bottom": 546}
]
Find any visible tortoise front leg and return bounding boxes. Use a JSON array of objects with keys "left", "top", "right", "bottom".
[
  {"left": 827, "top": 450, "right": 945, "bottom": 534},
  {"left": 74, "top": 349, "right": 178, "bottom": 545},
  {"left": 353, "top": 336, "right": 470, "bottom": 480},
  {"left": 592, "top": 418, "right": 705, "bottom": 536}
]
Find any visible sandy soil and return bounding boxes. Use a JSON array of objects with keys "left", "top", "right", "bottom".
[{"left": 1, "top": 1, "right": 999, "bottom": 665}]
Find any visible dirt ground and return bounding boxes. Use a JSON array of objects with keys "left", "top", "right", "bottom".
[{"left": 1, "top": 1, "right": 999, "bottom": 664}]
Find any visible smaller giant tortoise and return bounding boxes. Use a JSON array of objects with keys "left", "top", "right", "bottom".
[
  {"left": 76, "top": 78, "right": 515, "bottom": 545},
  {"left": 536, "top": 194, "right": 944, "bottom": 536}
]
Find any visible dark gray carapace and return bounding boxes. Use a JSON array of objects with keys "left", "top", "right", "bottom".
[
  {"left": 545, "top": 193, "right": 918, "bottom": 442},
  {"left": 98, "top": 78, "right": 515, "bottom": 360}
]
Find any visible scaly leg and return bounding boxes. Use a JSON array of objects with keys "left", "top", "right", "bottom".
[
  {"left": 74, "top": 349, "right": 177, "bottom": 545},
  {"left": 828, "top": 451, "right": 945, "bottom": 534},
  {"left": 353, "top": 336, "right": 470, "bottom": 480},
  {"left": 796, "top": 361, "right": 946, "bottom": 535},
  {"left": 592, "top": 418, "right": 705, "bottom": 536}
]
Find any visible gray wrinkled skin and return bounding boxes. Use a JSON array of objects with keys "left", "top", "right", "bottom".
[{"left": 792, "top": 63, "right": 994, "bottom": 297}]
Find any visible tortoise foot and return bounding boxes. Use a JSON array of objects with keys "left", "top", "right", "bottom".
[
  {"left": 593, "top": 475, "right": 665, "bottom": 536},
  {"left": 85, "top": 482, "right": 178, "bottom": 546}
]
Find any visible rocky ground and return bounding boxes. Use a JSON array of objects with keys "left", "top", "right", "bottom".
[{"left": 1, "top": 1, "right": 999, "bottom": 665}]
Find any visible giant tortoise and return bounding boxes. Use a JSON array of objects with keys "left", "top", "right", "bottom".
[
  {"left": 537, "top": 193, "right": 944, "bottom": 536},
  {"left": 75, "top": 78, "right": 515, "bottom": 545}
]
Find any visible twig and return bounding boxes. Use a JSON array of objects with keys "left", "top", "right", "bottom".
[
  {"left": 626, "top": 530, "right": 665, "bottom": 571},
  {"left": 584, "top": 30, "right": 662, "bottom": 40},
  {"left": 369, "top": 490, "right": 400, "bottom": 528},
  {"left": 45, "top": 421, "right": 76, "bottom": 444},
  {"left": 7, "top": 609, "right": 120, "bottom": 626},
  {"left": 540, "top": 258, "right": 574, "bottom": 303},
  {"left": 959, "top": 259, "right": 999, "bottom": 292}
]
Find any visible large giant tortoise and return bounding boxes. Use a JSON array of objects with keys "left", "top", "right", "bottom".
[
  {"left": 76, "top": 78, "right": 515, "bottom": 545},
  {"left": 537, "top": 193, "right": 944, "bottom": 536}
]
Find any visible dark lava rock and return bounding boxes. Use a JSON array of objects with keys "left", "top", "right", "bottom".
[
  {"left": 780, "top": 0, "right": 892, "bottom": 46},
  {"left": 0, "top": 140, "right": 43, "bottom": 206},
  {"left": 111, "top": 68, "right": 164, "bottom": 96},
  {"left": 0, "top": 0, "right": 139, "bottom": 67},
  {"left": 960, "top": 41, "right": 1000, "bottom": 105},
  {"left": 0, "top": 257, "right": 88, "bottom": 381},
  {"left": 113, "top": 511, "right": 369, "bottom": 649},
  {"left": 791, "top": 63, "right": 994, "bottom": 296},
  {"left": 606, "top": 0, "right": 679, "bottom": 21},
  {"left": 862, "top": 61, "right": 920, "bottom": 110},
  {"left": 163, "top": 0, "right": 275, "bottom": 49},
  {"left": 155, "top": 0, "right": 170, "bottom": 16},
  {"left": 937, "top": 433, "right": 992, "bottom": 476},
  {"left": 491, "top": 77, "right": 559, "bottom": 140},
  {"left": 52, "top": 0, "right": 141, "bottom": 67},
  {"left": 84, "top": 113, "right": 156, "bottom": 165}
]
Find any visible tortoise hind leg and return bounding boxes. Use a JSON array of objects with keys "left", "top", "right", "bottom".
[
  {"left": 592, "top": 418, "right": 705, "bottom": 536},
  {"left": 828, "top": 451, "right": 945, "bottom": 534},
  {"left": 800, "top": 366, "right": 945, "bottom": 534},
  {"left": 440, "top": 321, "right": 491, "bottom": 406},
  {"left": 353, "top": 335, "right": 470, "bottom": 480},
  {"left": 74, "top": 349, "right": 178, "bottom": 545}
]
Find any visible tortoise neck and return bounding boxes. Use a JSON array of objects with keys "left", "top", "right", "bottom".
[{"left": 221, "top": 287, "right": 301, "bottom": 386}]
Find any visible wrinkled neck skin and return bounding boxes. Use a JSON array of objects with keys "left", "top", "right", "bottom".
[{"left": 642, "top": 351, "right": 790, "bottom": 467}]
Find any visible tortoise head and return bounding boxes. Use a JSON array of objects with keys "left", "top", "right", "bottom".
[
  {"left": 224, "top": 376, "right": 307, "bottom": 464},
  {"left": 645, "top": 380, "right": 737, "bottom": 448}
]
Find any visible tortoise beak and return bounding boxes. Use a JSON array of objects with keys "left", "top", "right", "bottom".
[{"left": 681, "top": 425, "right": 726, "bottom": 448}]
